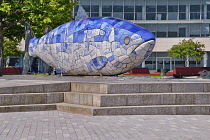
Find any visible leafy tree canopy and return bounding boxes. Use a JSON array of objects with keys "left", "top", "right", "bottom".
[
  {"left": 1, "top": 0, "right": 77, "bottom": 40},
  {"left": 167, "top": 39, "right": 205, "bottom": 62},
  {"left": 0, "top": 0, "right": 77, "bottom": 75}
]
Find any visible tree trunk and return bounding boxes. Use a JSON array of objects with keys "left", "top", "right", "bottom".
[{"left": 0, "top": 16, "right": 3, "bottom": 76}]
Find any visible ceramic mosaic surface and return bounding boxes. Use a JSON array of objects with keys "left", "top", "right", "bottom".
[{"left": 28, "top": 17, "right": 156, "bottom": 75}]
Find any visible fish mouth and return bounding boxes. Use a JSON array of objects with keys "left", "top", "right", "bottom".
[{"left": 133, "top": 40, "right": 155, "bottom": 57}]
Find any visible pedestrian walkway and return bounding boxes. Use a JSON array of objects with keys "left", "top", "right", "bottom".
[{"left": 0, "top": 111, "right": 210, "bottom": 140}]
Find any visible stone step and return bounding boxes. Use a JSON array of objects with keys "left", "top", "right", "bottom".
[
  {"left": 56, "top": 103, "right": 210, "bottom": 116},
  {"left": 64, "top": 92, "right": 210, "bottom": 107},
  {"left": 0, "top": 82, "right": 70, "bottom": 94},
  {"left": 0, "top": 104, "right": 56, "bottom": 112},
  {"left": 0, "top": 92, "right": 64, "bottom": 106},
  {"left": 71, "top": 82, "right": 210, "bottom": 94}
]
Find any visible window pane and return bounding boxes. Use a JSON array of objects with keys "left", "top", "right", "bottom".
[
  {"left": 157, "top": 13, "right": 167, "bottom": 20},
  {"left": 124, "top": 13, "right": 134, "bottom": 20},
  {"left": 135, "top": 13, "right": 142, "bottom": 20},
  {"left": 168, "top": 24, "right": 178, "bottom": 37},
  {"left": 146, "top": 6, "right": 156, "bottom": 12},
  {"left": 190, "top": 13, "right": 200, "bottom": 19},
  {"left": 102, "top": 5, "right": 112, "bottom": 12},
  {"left": 179, "top": 13, "right": 186, "bottom": 20},
  {"left": 124, "top": 6, "right": 134, "bottom": 12},
  {"left": 102, "top": 13, "right": 112, "bottom": 17},
  {"left": 91, "top": 5, "right": 99, "bottom": 12},
  {"left": 82, "top": 5, "right": 90, "bottom": 12},
  {"left": 179, "top": 27, "right": 186, "bottom": 37},
  {"left": 135, "top": 6, "right": 142, "bottom": 12},
  {"left": 179, "top": 5, "right": 186, "bottom": 12},
  {"left": 201, "top": 24, "right": 210, "bottom": 37},
  {"left": 113, "top": 6, "right": 123, "bottom": 12},
  {"left": 190, "top": 5, "right": 200, "bottom": 12},
  {"left": 168, "top": 5, "right": 178, "bottom": 12},
  {"left": 91, "top": 13, "right": 99, "bottom": 17},
  {"left": 157, "top": 5, "right": 167, "bottom": 12},
  {"left": 113, "top": 12, "right": 123, "bottom": 19},
  {"left": 208, "top": 12, "right": 210, "bottom": 19},
  {"left": 157, "top": 32, "right": 167, "bottom": 37},
  {"left": 207, "top": 5, "right": 210, "bottom": 11},
  {"left": 146, "top": 13, "right": 156, "bottom": 20},
  {"left": 168, "top": 12, "right": 178, "bottom": 20},
  {"left": 190, "top": 24, "right": 200, "bottom": 37}
]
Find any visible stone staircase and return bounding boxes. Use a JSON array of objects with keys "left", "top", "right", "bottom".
[
  {"left": 0, "top": 82, "right": 70, "bottom": 112},
  {"left": 2, "top": 81, "right": 210, "bottom": 115},
  {"left": 57, "top": 82, "right": 210, "bottom": 115}
]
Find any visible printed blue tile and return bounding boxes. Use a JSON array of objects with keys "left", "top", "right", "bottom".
[
  {"left": 108, "top": 56, "right": 115, "bottom": 62},
  {"left": 86, "top": 63, "right": 93, "bottom": 72},
  {"left": 90, "top": 56, "right": 108, "bottom": 70}
]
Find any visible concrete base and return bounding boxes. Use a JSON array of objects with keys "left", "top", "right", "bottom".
[
  {"left": 1, "top": 78, "right": 210, "bottom": 115},
  {"left": 57, "top": 103, "right": 210, "bottom": 115}
]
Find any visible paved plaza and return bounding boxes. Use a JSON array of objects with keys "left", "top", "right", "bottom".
[
  {"left": 0, "top": 111, "right": 209, "bottom": 140},
  {"left": 0, "top": 75, "right": 210, "bottom": 140}
]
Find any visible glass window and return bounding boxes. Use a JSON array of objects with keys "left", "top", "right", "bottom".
[
  {"left": 190, "top": 24, "right": 200, "bottom": 37},
  {"left": 179, "top": 27, "right": 186, "bottom": 37},
  {"left": 124, "top": 13, "right": 134, "bottom": 20},
  {"left": 190, "top": 5, "right": 200, "bottom": 12},
  {"left": 113, "top": 12, "right": 123, "bottom": 19},
  {"left": 102, "top": 5, "right": 112, "bottom": 12},
  {"left": 82, "top": 5, "right": 90, "bottom": 12},
  {"left": 145, "top": 24, "right": 156, "bottom": 36},
  {"left": 168, "top": 5, "right": 178, "bottom": 12},
  {"left": 157, "top": 13, "right": 167, "bottom": 20},
  {"left": 201, "top": 24, "right": 210, "bottom": 37},
  {"left": 135, "top": 13, "right": 142, "bottom": 20},
  {"left": 168, "top": 24, "right": 178, "bottom": 37},
  {"left": 91, "top": 13, "right": 99, "bottom": 17},
  {"left": 124, "top": 6, "right": 134, "bottom": 12},
  {"left": 146, "top": 13, "right": 156, "bottom": 20},
  {"left": 91, "top": 5, "right": 99, "bottom": 12},
  {"left": 190, "top": 13, "right": 200, "bottom": 19},
  {"left": 179, "top": 5, "right": 186, "bottom": 12},
  {"left": 157, "top": 24, "right": 167, "bottom": 37},
  {"left": 207, "top": 5, "right": 210, "bottom": 19},
  {"left": 146, "top": 6, "right": 156, "bottom": 12},
  {"left": 168, "top": 12, "right": 178, "bottom": 20},
  {"left": 179, "top": 13, "right": 186, "bottom": 20},
  {"left": 135, "top": 6, "right": 142, "bottom": 12},
  {"left": 135, "top": 6, "right": 142, "bottom": 20},
  {"left": 102, "top": 13, "right": 112, "bottom": 17},
  {"left": 113, "top": 6, "right": 123, "bottom": 12},
  {"left": 157, "top": 5, "right": 167, "bottom": 12}
]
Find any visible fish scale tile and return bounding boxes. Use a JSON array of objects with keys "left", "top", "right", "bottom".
[{"left": 28, "top": 17, "right": 155, "bottom": 75}]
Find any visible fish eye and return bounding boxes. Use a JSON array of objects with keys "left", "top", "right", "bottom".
[{"left": 124, "top": 37, "right": 130, "bottom": 45}]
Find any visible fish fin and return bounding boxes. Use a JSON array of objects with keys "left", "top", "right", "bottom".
[
  {"left": 44, "top": 25, "right": 52, "bottom": 34},
  {"left": 42, "top": 25, "right": 53, "bottom": 74},
  {"left": 22, "top": 22, "right": 35, "bottom": 75},
  {"left": 90, "top": 56, "right": 108, "bottom": 70},
  {"left": 75, "top": 4, "right": 89, "bottom": 20}
]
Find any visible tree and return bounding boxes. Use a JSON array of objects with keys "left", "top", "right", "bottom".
[
  {"left": 167, "top": 39, "right": 205, "bottom": 67},
  {"left": 0, "top": 0, "right": 77, "bottom": 76},
  {"left": 3, "top": 39, "right": 24, "bottom": 66}
]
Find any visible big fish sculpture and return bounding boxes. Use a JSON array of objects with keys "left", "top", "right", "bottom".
[{"left": 25, "top": 17, "right": 155, "bottom": 75}]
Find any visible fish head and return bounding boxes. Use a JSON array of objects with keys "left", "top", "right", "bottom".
[{"left": 112, "top": 21, "right": 156, "bottom": 68}]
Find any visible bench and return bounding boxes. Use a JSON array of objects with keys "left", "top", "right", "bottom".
[{"left": 167, "top": 67, "right": 210, "bottom": 78}]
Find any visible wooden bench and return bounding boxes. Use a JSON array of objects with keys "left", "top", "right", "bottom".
[
  {"left": 166, "top": 67, "right": 210, "bottom": 78},
  {"left": 129, "top": 68, "right": 150, "bottom": 74},
  {"left": 3, "top": 67, "right": 23, "bottom": 75}
]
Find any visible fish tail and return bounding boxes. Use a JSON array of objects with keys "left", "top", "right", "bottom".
[{"left": 22, "top": 22, "right": 35, "bottom": 75}]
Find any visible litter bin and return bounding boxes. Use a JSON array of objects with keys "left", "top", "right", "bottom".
[{"left": 160, "top": 69, "right": 167, "bottom": 76}]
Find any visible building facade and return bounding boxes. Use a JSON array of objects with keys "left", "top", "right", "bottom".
[{"left": 76, "top": 0, "right": 210, "bottom": 71}]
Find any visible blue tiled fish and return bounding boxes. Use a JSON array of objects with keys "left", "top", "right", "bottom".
[{"left": 25, "top": 17, "right": 156, "bottom": 75}]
